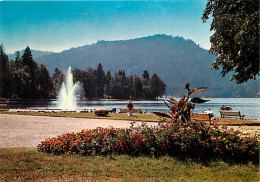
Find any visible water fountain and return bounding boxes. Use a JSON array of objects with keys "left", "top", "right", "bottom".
[{"left": 58, "top": 66, "right": 79, "bottom": 110}]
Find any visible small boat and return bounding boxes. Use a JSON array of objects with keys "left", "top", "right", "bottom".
[{"left": 220, "top": 105, "right": 232, "bottom": 110}]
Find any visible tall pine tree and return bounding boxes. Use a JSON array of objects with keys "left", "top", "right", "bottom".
[
  {"left": 0, "top": 44, "right": 10, "bottom": 98},
  {"left": 95, "top": 63, "right": 105, "bottom": 98}
]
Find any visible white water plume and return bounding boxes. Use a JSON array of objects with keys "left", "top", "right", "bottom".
[{"left": 58, "top": 66, "right": 79, "bottom": 110}]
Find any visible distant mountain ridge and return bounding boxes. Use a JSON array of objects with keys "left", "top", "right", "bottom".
[
  {"left": 8, "top": 49, "right": 54, "bottom": 60},
  {"left": 31, "top": 34, "right": 258, "bottom": 97}
]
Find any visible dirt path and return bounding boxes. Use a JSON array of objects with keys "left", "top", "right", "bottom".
[{"left": 0, "top": 114, "right": 157, "bottom": 148}]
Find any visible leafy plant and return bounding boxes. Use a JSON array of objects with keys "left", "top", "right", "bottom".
[{"left": 161, "top": 82, "right": 208, "bottom": 123}]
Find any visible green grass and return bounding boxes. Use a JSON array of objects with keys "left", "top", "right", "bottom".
[
  {"left": 0, "top": 111, "right": 162, "bottom": 122},
  {"left": 0, "top": 148, "right": 258, "bottom": 182},
  {"left": 1, "top": 110, "right": 259, "bottom": 125}
]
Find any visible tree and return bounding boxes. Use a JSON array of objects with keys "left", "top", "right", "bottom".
[
  {"left": 104, "top": 71, "right": 111, "bottom": 98},
  {"left": 52, "top": 68, "right": 64, "bottom": 95},
  {"left": 95, "top": 63, "right": 105, "bottom": 98},
  {"left": 110, "top": 71, "right": 130, "bottom": 99},
  {"left": 149, "top": 73, "right": 166, "bottom": 99},
  {"left": 158, "top": 78, "right": 166, "bottom": 97},
  {"left": 0, "top": 44, "right": 10, "bottom": 98},
  {"left": 202, "top": 0, "right": 259, "bottom": 83},
  {"left": 14, "top": 51, "right": 22, "bottom": 68},
  {"left": 38, "top": 64, "right": 54, "bottom": 98},
  {"left": 131, "top": 76, "right": 144, "bottom": 99},
  {"left": 84, "top": 67, "right": 96, "bottom": 99},
  {"left": 22, "top": 46, "right": 40, "bottom": 98},
  {"left": 149, "top": 74, "right": 160, "bottom": 99},
  {"left": 72, "top": 68, "right": 85, "bottom": 83},
  {"left": 142, "top": 70, "right": 150, "bottom": 79}
]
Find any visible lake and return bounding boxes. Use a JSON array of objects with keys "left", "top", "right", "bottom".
[{"left": 7, "top": 98, "right": 260, "bottom": 119}]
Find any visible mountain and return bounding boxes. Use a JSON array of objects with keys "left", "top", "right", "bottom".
[
  {"left": 35, "top": 34, "right": 259, "bottom": 97},
  {"left": 8, "top": 49, "right": 54, "bottom": 60}
]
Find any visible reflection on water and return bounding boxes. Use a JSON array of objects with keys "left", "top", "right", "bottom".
[{"left": 7, "top": 98, "right": 260, "bottom": 119}]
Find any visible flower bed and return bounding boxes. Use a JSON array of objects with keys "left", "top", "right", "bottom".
[
  {"left": 37, "top": 120, "right": 259, "bottom": 163},
  {"left": 94, "top": 109, "right": 110, "bottom": 116}
]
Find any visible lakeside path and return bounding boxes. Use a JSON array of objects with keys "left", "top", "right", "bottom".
[{"left": 0, "top": 114, "right": 158, "bottom": 148}]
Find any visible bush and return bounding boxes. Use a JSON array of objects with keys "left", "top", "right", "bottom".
[
  {"left": 37, "top": 121, "right": 259, "bottom": 163},
  {"left": 94, "top": 109, "right": 110, "bottom": 116}
]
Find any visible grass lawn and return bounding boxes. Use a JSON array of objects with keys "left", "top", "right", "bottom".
[
  {"left": 1, "top": 110, "right": 259, "bottom": 125},
  {"left": 0, "top": 148, "right": 258, "bottom": 182},
  {"left": 0, "top": 111, "right": 162, "bottom": 122}
]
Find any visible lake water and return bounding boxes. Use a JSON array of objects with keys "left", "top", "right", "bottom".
[{"left": 8, "top": 98, "right": 260, "bottom": 119}]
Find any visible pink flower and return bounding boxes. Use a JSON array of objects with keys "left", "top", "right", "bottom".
[
  {"left": 230, "top": 127, "right": 234, "bottom": 131},
  {"left": 240, "top": 138, "right": 246, "bottom": 143},
  {"left": 187, "top": 127, "right": 193, "bottom": 131},
  {"left": 211, "top": 119, "right": 218, "bottom": 125},
  {"left": 173, "top": 133, "right": 180, "bottom": 137},
  {"left": 198, "top": 131, "right": 202, "bottom": 135},
  {"left": 236, "top": 130, "right": 241, "bottom": 134},
  {"left": 197, "top": 126, "right": 203, "bottom": 130},
  {"left": 178, "top": 128, "right": 184, "bottom": 131},
  {"left": 191, "top": 120, "right": 196, "bottom": 124},
  {"left": 210, "top": 136, "right": 217, "bottom": 141}
]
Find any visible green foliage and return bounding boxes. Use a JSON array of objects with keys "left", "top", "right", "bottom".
[
  {"left": 104, "top": 70, "right": 111, "bottom": 98},
  {"left": 202, "top": 0, "right": 259, "bottom": 83},
  {"left": 84, "top": 67, "right": 97, "bottom": 99},
  {"left": 38, "top": 64, "right": 55, "bottom": 98},
  {"left": 0, "top": 45, "right": 55, "bottom": 99},
  {"left": 52, "top": 67, "right": 64, "bottom": 95},
  {"left": 95, "top": 63, "right": 106, "bottom": 98},
  {"left": 72, "top": 65, "right": 166, "bottom": 100},
  {"left": 0, "top": 44, "right": 10, "bottom": 98}
]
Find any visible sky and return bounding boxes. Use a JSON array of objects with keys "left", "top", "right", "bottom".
[{"left": 0, "top": 0, "right": 212, "bottom": 54}]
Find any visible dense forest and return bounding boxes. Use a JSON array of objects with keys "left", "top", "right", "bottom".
[{"left": 0, "top": 45, "right": 166, "bottom": 100}]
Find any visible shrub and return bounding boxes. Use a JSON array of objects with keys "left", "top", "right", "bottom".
[
  {"left": 38, "top": 121, "right": 259, "bottom": 163},
  {"left": 94, "top": 109, "right": 110, "bottom": 116}
]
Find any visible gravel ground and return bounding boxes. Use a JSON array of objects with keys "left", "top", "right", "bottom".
[
  {"left": 0, "top": 114, "right": 259, "bottom": 148},
  {"left": 0, "top": 114, "right": 157, "bottom": 148}
]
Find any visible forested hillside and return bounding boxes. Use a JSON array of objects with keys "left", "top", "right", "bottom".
[
  {"left": 8, "top": 49, "right": 54, "bottom": 60},
  {"left": 1, "top": 45, "right": 165, "bottom": 100},
  {"left": 35, "top": 34, "right": 258, "bottom": 97}
]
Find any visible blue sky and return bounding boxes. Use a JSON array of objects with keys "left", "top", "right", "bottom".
[{"left": 0, "top": 0, "right": 212, "bottom": 54}]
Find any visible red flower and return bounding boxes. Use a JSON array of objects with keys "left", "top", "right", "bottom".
[
  {"left": 170, "top": 106, "right": 177, "bottom": 113},
  {"left": 177, "top": 99, "right": 186, "bottom": 108}
]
